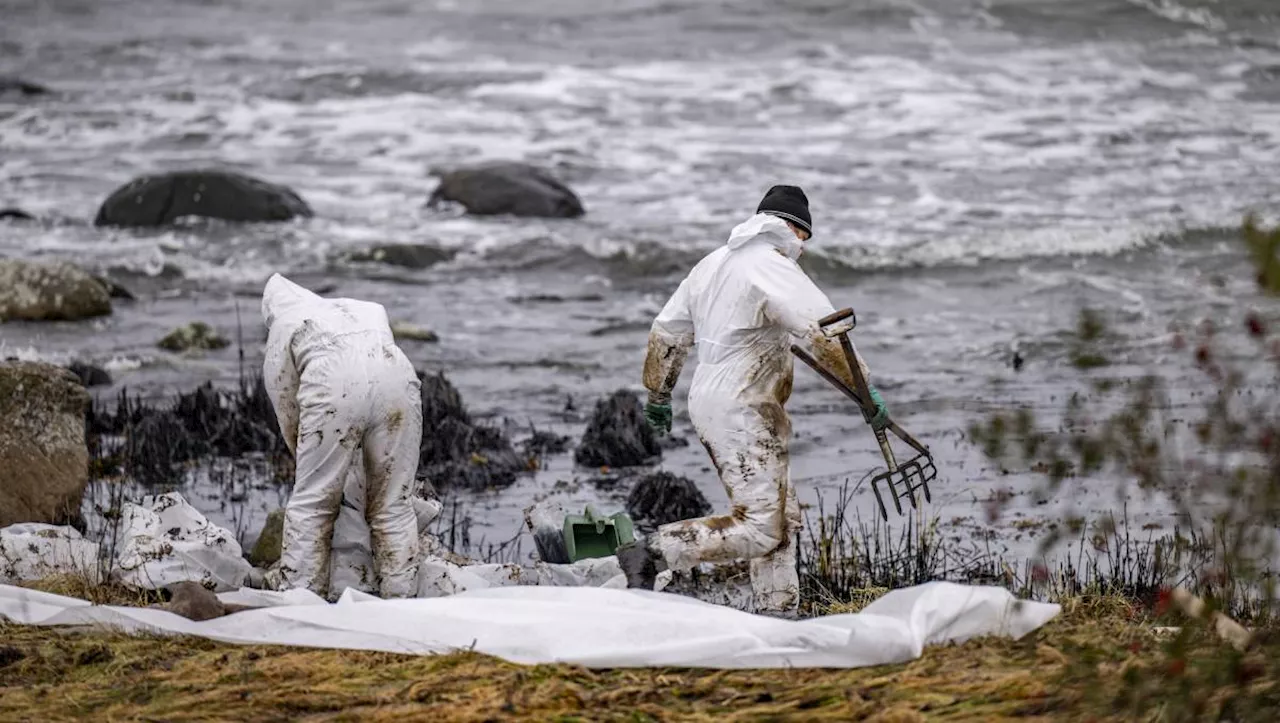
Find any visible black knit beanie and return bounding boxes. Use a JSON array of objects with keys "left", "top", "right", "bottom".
[{"left": 756, "top": 185, "right": 812, "bottom": 237}]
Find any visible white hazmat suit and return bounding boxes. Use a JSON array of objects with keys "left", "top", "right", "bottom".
[
  {"left": 642, "top": 214, "right": 870, "bottom": 614},
  {"left": 262, "top": 273, "right": 423, "bottom": 599}
]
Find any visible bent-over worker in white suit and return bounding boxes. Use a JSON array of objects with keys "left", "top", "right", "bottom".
[{"left": 261, "top": 273, "right": 423, "bottom": 599}]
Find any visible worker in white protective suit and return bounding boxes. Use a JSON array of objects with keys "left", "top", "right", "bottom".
[
  {"left": 616, "top": 185, "right": 890, "bottom": 616},
  {"left": 261, "top": 273, "right": 424, "bottom": 599}
]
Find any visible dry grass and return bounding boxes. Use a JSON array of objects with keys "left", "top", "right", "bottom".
[
  {"left": 816, "top": 586, "right": 890, "bottom": 615},
  {"left": 3, "top": 593, "right": 1276, "bottom": 722},
  {"left": 17, "top": 574, "right": 164, "bottom": 607}
]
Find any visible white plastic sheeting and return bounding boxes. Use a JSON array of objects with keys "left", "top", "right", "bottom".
[
  {"left": 0, "top": 581, "right": 1060, "bottom": 669},
  {"left": 114, "top": 493, "right": 253, "bottom": 593},
  {"left": 0, "top": 524, "right": 101, "bottom": 584},
  {"left": 0, "top": 491, "right": 620, "bottom": 599},
  {"left": 416, "top": 554, "right": 626, "bottom": 597}
]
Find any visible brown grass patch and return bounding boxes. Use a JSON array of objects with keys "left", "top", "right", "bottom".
[{"left": 1, "top": 593, "right": 1276, "bottom": 721}]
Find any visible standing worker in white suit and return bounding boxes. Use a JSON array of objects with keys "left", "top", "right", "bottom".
[
  {"left": 618, "top": 185, "right": 890, "bottom": 615},
  {"left": 261, "top": 273, "right": 423, "bottom": 599}
]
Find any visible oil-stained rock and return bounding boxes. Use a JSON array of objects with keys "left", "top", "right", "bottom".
[
  {"left": 88, "top": 376, "right": 288, "bottom": 486},
  {"left": 417, "top": 371, "right": 525, "bottom": 491},
  {"left": 626, "top": 471, "right": 712, "bottom": 532},
  {"left": 574, "top": 390, "right": 660, "bottom": 468}
]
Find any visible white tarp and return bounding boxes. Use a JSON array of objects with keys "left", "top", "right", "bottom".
[
  {"left": 0, "top": 581, "right": 1060, "bottom": 669},
  {"left": 0, "top": 524, "right": 101, "bottom": 585},
  {"left": 416, "top": 554, "right": 627, "bottom": 597},
  {"left": 114, "top": 493, "right": 253, "bottom": 593},
  {"left": 0, "top": 493, "right": 622, "bottom": 599}
]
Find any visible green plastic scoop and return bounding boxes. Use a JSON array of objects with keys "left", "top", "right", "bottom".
[{"left": 562, "top": 506, "right": 636, "bottom": 562}]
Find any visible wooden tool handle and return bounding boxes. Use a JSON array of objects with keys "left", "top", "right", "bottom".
[
  {"left": 818, "top": 307, "right": 856, "bottom": 328},
  {"left": 791, "top": 344, "right": 932, "bottom": 458}
]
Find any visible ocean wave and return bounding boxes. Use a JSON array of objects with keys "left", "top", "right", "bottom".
[
  {"left": 3, "top": 0, "right": 1278, "bottom": 292},
  {"left": 1124, "top": 0, "right": 1226, "bottom": 32},
  {"left": 448, "top": 222, "right": 1236, "bottom": 281}
]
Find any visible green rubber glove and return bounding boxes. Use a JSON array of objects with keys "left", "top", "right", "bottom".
[
  {"left": 644, "top": 402, "right": 673, "bottom": 436},
  {"left": 865, "top": 386, "right": 891, "bottom": 432}
]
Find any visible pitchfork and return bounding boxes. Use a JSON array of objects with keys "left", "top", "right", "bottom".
[{"left": 790, "top": 308, "right": 937, "bottom": 521}]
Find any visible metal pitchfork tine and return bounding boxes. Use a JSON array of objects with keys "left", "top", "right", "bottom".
[{"left": 790, "top": 307, "right": 938, "bottom": 521}]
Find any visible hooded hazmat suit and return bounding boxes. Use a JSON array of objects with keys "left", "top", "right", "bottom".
[
  {"left": 261, "top": 273, "right": 423, "bottom": 599},
  {"left": 641, "top": 213, "right": 870, "bottom": 614}
]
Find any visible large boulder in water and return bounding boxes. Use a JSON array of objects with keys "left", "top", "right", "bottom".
[
  {"left": 0, "top": 208, "right": 35, "bottom": 221},
  {"left": 94, "top": 170, "right": 313, "bottom": 228},
  {"left": 627, "top": 471, "right": 712, "bottom": 532},
  {"left": 417, "top": 371, "right": 527, "bottom": 491},
  {"left": 342, "top": 243, "right": 456, "bottom": 270},
  {"left": 0, "top": 77, "right": 48, "bottom": 98},
  {"left": 0, "top": 260, "right": 112, "bottom": 322},
  {"left": 0, "top": 362, "right": 91, "bottom": 527},
  {"left": 429, "top": 162, "right": 585, "bottom": 218},
  {"left": 66, "top": 361, "right": 112, "bottom": 388},
  {"left": 574, "top": 390, "right": 661, "bottom": 468}
]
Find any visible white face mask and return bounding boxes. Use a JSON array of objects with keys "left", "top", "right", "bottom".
[
  {"left": 786, "top": 225, "right": 809, "bottom": 261},
  {"left": 786, "top": 238, "right": 805, "bottom": 261}
]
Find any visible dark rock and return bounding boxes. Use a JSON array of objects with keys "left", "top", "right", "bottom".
[
  {"left": 419, "top": 369, "right": 466, "bottom": 423},
  {"left": 164, "top": 581, "right": 226, "bottom": 621},
  {"left": 344, "top": 243, "right": 456, "bottom": 270},
  {"left": 67, "top": 362, "right": 112, "bottom": 388},
  {"left": 94, "top": 170, "right": 312, "bottom": 228},
  {"left": 417, "top": 371, "right": 526, "bottom": 491},
  {"left": 158, "top": 322, "right": 230, "bottom": 352},
  {"left": 429, "top": 162, "right": 584, "bottom": 218},
  {"left": 522, "top": 429, "right": 571, "bottom": 458},
  {"left": 171, "top": 378, "right": 285, "bottom": 458},
  {"left": 0, "top": 208, "right": 35, "bottom": 221},
  {"left": 0, "top": 77, "right": 48, "bottom": 98},
  {"left": 626, "top": 471, "right": 712, "bottom": 532},
  {"left": 0, "top": 362, "right": 91, "bottom": 527},
  {"left": 509, "top": 293, "right": 605, "bottom": 304},
  {"left": 91, "top": 275, "right": 137, "bottom": 301},
  {"left": 0, "top": 260, "right": 113, "bottom": 322},
  {"left": 574, "top": 390, "right": 660, "bottom": 468}
]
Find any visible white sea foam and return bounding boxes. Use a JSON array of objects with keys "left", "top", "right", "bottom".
[{"left": 1, "top": 0, "right": 1277, "bottom": 276}]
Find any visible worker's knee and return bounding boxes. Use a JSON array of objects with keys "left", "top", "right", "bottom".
[
  {"left": 367, "top": 494, "right": 416, "bottom": 530},
  {"left": 285, "top": 485, "right": 342, "bottom": 519},
  {"left": 731, "top": 503, "right": 789, "bottom": 558}
]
